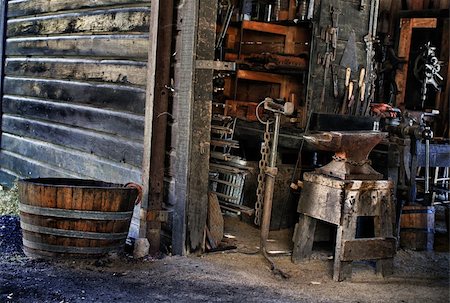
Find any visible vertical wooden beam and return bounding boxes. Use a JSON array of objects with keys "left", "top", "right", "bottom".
[
  {"left": 186, "top": 0, "right": 218, "bottom": 252},
  {"left": 147, "top": 0, "right": 174, "bottom": 255},
  {"left": 140, "top": 0, "right": 159, "bottom": 239},
  {"left": 0, "top": 0, "right": 8, "bottom": 148},
  {"left": 171, "top": 0, "right": 200, "bottom": 255},
  {"left": 395, "top": 18, "right": 412, "bottom": 109}
]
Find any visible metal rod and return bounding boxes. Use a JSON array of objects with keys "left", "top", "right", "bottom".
[
  {"left": 372, "top": 0, "right": 379, "bottom": 37},
  {"left": 425, "top": 138, "right": 430, "bottom": 194},
  {"left": 269, "top": 113, "right": 281, "bottom": 167}
]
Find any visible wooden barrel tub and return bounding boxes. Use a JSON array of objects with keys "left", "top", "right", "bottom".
[
  {"left": 400, "top": 205, "right": 435, "bottom": 251},
  {"left": 18, "top": 178, "right": 138, "bottom": 258}
]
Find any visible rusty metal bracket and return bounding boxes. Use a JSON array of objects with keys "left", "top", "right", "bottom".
[{"left": 196, "top": 60, "right": 236, "bottom": 71}]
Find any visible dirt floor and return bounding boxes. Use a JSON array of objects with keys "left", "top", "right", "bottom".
[{"left": 1, "top": 215, "right": 449, "bottom": 303}]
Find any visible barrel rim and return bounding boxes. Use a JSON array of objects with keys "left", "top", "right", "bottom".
[{"left": 18, "top": 177, "right": 129, "bottom": 190}]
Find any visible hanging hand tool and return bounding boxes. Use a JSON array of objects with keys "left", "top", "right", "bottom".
[
  {"left": 319, "top": 52, "right": 332, "bottom": 111},
  {"left": 215, "top": 0, "right": 234, "bottom": 60},
  {"left": 340, "top": 31, "right": 358, "bottom": 72},
  {"left": 339, "top": 67, "right": 351, "bottom": 114},
  {"left": 354, "top": 67, "right": 366, "bottom": 115},
  {"left": 339, "top": 31, "right": 358, "bottom": 115},
  {"left": 362, "top": 0, "right": 380, "bottom": 116},
  {"left": 347, "top": 81, "right": 355, "bottom": 113},
  {"left": 359, "top": 82, "right": 366, "bottom": 106},
  {"left": 329, "top": 6, "right": 340, "bottom": 60},
  {"left": 414, "top": 42, "right": 443, "bottom": 109},
  {"left": 331, "top": 64, "right": 339, "bottom": 98}
]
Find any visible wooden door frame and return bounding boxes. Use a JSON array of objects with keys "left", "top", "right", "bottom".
[
  {"left": 170, "top": 0, "right": 218, "bottom": 254},
  {"left": 395, "top": 17, "right": 438, "bottom": 109}
]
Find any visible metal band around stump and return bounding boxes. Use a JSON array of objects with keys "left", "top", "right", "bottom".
[
  {"left": 20, "top": 222, "right": 128, "bottom": 240},
  {"left": 19, "top": 203, "right": 133, "bottom": 220},
  {"left": 22, "top": 239, "right": 122, "bottom": 254}
]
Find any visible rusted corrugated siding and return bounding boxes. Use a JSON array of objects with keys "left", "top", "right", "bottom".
[{"left": 0, "top": 0, "right": 150, "bottom": 186}]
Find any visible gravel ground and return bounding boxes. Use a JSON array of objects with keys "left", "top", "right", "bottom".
[
  {"left": 0, "top": 216, "right": 23, "bottom": 257},
  {"left": 0, "top": 215, "right": 448, "bottom": 303}
]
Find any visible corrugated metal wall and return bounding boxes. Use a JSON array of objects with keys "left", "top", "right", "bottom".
[{"left": 0, "top": 0, "right": 150, "bottom": 186}]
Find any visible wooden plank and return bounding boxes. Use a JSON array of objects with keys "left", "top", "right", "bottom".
[
  {"left": 7, "top": 0, "right": 150, "bottom": 18},
  {"left": 333, "top": 194, "right": 358, "bottom": 282},
  {"left": 5, "top": 57, "right": 147, "bottom": 87},
  {"left": 138, "top": 0, "right": 159, "bottom": 241},
  {"left": 410, "top": 17, "right": 438, "bottom": 28},
  {"left": 0, "top": 150, "right": 80, "bottom": 179},
  {"left": 237, "top": 69, "right": 285, "bottom": 84},
  {"left": 170, "top": 0, "right": 199, "bottom": 255},
  {"left": 1, "top": 134, "right": 141, "bottom": 184},
  {"left": 333, "top": 224, "right": 352, "bottom": 281},
  {"left": 242, "top": 20, "right": 288, "bottom": 36},
  {"left": 7, "top": 7, "right": 150, "bottom": 37},
  {"left": 2, "top": 95, "right": 145, "bottom": 141},
  {"left": 186, "top": 0, "right": 217, "bottom": 252},
  {"left": 3, "top": 77, "right": 146, "bottom": 114},
  {"left": 291, "top": 215, "right": 317, "bottom": 263},
  {"left": 395, "top": 18, "right": 412, "bottom": 108},
  {"left": 2, "top": 115, "right": 144, "bottom": 167},
  {"left": 6, "top": 34, "right": 149, "bottom": 59},
  {"left": 297, "top": 180, "right": 343, "bottom": 225},
  {"left": 341, "top": 238, "right": 396, "bottom": 261}
]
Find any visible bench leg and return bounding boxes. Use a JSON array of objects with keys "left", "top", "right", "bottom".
[
  {"left": 376, "top": 258, "right": 394, "bottom": 277},
  {"left": 292, "top": 214, "right": 317, "bottom": 264},
  {"left": 333, "top": 225, "right": 353, "bottom": 281}
]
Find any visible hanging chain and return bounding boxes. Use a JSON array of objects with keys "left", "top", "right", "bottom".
[
  {"left": 254, "top": 122, "right": 271, "bottom": 226},
  {"left": 332, "top": 155, "right": 372, "bottom": 166}
]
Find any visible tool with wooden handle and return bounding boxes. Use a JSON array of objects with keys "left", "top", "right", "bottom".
[
  {"left": 339, "top": 67, "right": 351, "bottom": 114},
  {"left": 354, "top": 67, "right": 366, "bottom": 115},
  {"left": 360, "top": 82, "right": 366, "bottom": 102},
  {"left": 347, "top": 81, "right": 355, "bottom": 113}
]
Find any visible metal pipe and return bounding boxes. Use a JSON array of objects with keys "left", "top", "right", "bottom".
[
  {"left": 260, "top": 112, "right": 281, "bottom": 251},
  {"left": 372, "top": 0, "right": 379, "bottom": 37},
  {"left": 368, "top": 0, "right": 374, "bottom": 38},
  {"left": 259, "top": 112, "right": 289, "bottom": 279}
]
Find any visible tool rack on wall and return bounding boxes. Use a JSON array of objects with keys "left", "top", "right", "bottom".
[{"left": 214, "top": 1, "right": 312, "bottom": 128}]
